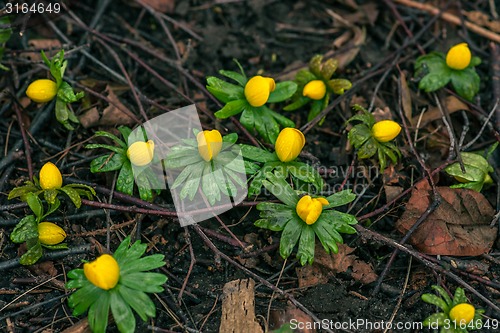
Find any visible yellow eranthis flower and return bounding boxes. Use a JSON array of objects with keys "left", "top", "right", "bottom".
[
  {"left": 244, "top": 75, "right": 276, "bottom": 107},
  {"left": 38, "top": 222, "right": 66, "bottom": 245},
  {"left": 449, "top": 303, "right": 475, "bottom": 325},
  {"left": 197, "top": 130, "right": 223, "bottom": 162},
  {"left": 84, "top": 254, "right": 120, "bottom": 290},
  {"left": 275, "top": 128, "right": 305, "bottom": 162},
  {"left": 39, "top": 162, "right": 63, "bottom": 190},
  {"left": 296, "top": 195, "right": 329, "bottom": 225},
  {"left": 127, "top": 140, "right": 155, "bottom": 166},
  {"left": 26, "top": 79, "right": 58, "bottom": 103},
  {"left": 446, "top": 43, "right": 471, "bottom": 70},
  {"left": 303, "top": 80, "right": 326, "bottom": 100},
  {"left": 371, "top": 120, "right": 402, "bottom": 143}
]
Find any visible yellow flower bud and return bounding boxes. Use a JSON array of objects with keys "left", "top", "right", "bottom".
[
  {"left": 83, "top": 254, "right": 120, "bottom": 290},
  {"left": 296, "top": 195, "right": 329, "bottom": 225},
  {"left": 371, "top": 120, "right": 401, "bottom": 143},
  {"left": 39, "top": 162, "right": 63, "bottom": 190},
  {"left": 197, "top": 130, "right": 223, "bottom": 161},
  {"left": 38, "top": 222, "right": 66, "bottom": 245},
  {"left": 275, "top": 128, "right": 305, "bottom": 162},
  {"left": 446, "top": 43, "right": 471, "bottom": 70},
  {"left": 303, "top": 80, "right": 326, "bottom": 100},
  {"left": 449, "top": 303, "right": 475, "bottom": 325},
  {"left": 127, "top": 140, "right": 155, "bottom": 166},
  {"left": 26, "top": 79, "right": 58, "bottom": 103},
  {"left": 244, "top": 75, "right": 276, "bottom": 107}
]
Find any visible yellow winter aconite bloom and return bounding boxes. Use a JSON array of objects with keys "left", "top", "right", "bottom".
[
  {"left": 449, "top": 303, "right": 475, "bottom": 324},
  {"left": 127, "top": 140, "right": 155, "bottom": 166},
  {"left": 38, "top": 222, "right": 66, "bottom": 245},
  {"left": 84, "top": 254, "right": 120, "bottom": 290},
  {"left": 275, "top": 128, "right": 305, "bottom": 162},
  {"left": 244, "top": 75, "right": 276, "bottom": 107},
  {"left": 26, "top": 79, "right": 58, "bottom": 103},
  {"left": 446, "top": 43, "right": 471, "bottom": 70},
  {"left": 197, "top": 130, "right": 223, "bottom": 161},
  {"left": 296, "top": 195, "right": 329, "bottom": 225},
  {"left": 303, "top": 80, "right": 327, "bottom": 100},
  {"left": 39, "top": 162, "right": 63, "bottom": 190},
  {"left": 371, "top": 120, "right": 402, "bottom": 143}
]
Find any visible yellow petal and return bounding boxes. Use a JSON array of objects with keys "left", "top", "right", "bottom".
[
  {"left": 244, "top": 76, "right": 276, "bottom": 107},
  {"left": 446, "top": 43, "right": 471, "bottom": 70},
  {"left": 39, "top": 162, "right": 63, "bottom": 190},
  {"left": 371, "top": 120, "right": 401, "bottom": 143},
  {"left": 83, "top": 254, "right": 120, "bottom": 290},
  {"left": 127, "top": 140, "right": 155, "bottom": 166},
  {"left": 275, "top": 128, "right": 306, "bottom": 162},
  {"left": 26, "top": 79, "right": 58, "bottom": 103},
  {"left": 197, "top": 130, "right": 223, "bottom": 161},
  {"left": 449, "top": 303, "right": 475, "bottom": 325},
  {"left": 296, "top": 195, "right": 312, "bottom": 222},
  {"left": 317, "top": 197, "right": 329, "bottom": 206},
  {"left": 38, "top": 222, "right": 66, "bottom": 245},
  {"left": 303, "top": 80, "right": 327, "bottom": 100},
  {"left": 296, "top": 196, "right": 326, "bottom": 225},
  {"left": 305, "top": 200, "right": 324, "bottom": 225}
]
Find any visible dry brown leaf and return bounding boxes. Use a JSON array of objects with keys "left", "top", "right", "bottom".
[
  {"left": 141, "top": 0, "right": 175, "bottom": 13},
  {"left": 395, "top": 180, "right": 497, "bottom": 256},
  {"left": 296, "top": 243, "right": 377, "bottom": 288},
  {"left": 463, "top": 11, "right": 500, "bottom": 33},
  {"left": 413, "top": 95, "right": 468, "bottom": 127},
  {"left": 269, "top": 304, "right": 316, "bottom": 333},
  {"left": 79, "top": 86, "right": 136, "bottom": 128},
  {"left": 400, "top": 71, "right": 413, "bottom": 125},
  {"left": 23, "top": 39, "right": 62, "bottom": 61}
]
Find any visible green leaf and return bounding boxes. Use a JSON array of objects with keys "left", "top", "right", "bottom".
[
  {"left": 59, "top": 186, "right": 82, "bottom": 208},
  {"left": 432, "top": 285, "right": 453, "bottom": 307},
  {"left": 418, "top": 70, "right": 451, "bottom": 93},
  {"left": 11, "top": 215, "right": 38, "bottom": 243},
  {"left": 309, "top": 55, "right": 323, "bottom": 77},
  {"left": 452, "top": 287, "right": 468, "bottom": 306},
  {"left": 347, "top": 123, "right": 372, "bottom": 148},
  {"left": 90, "top": 154, "right": 127, "bottom": 173},
  {"left": 25, "top": 193, "right": 43, "bottom": 219},
  {"left": 179, "top": 163, "right": 204, "bottom": 201},
  {"left": 422, "top": 313, "right": 449, "bottom": 328},
  {"left": 93, "top": 131, "right": 127, "bottom": 148},
  {"left": 240, "top": 107, "right": 255, "bottom": 130},
  {"left": 43, "top": 198, "right": 60, "bottom": 219},
  {"left": 328, "top": 79, "right": 352, "bottom": 95},
  {"left": 120, "top": 254, "right": 166, "bottom": 275},
  {"left": 267, "top": 81, "right": 298, "bottom": 103},
  {"left": 88, "top": 292, "right": 111, "bottom": 333},
  {"left": 201, "top": 163, "right": 221, "bottom": 205},
  {"left": 320, "top": 58, "right": 338, "bottom": 80},
  {"left": 469, "top": 56, "right": 481, "bottom": 67},
  {"left": 325, "top": 190, "right": 356, "bottom": 208},
  {"left": 120, "top": 272, "right": 167, "bottom": 293},
  {"left": 240, "top": 144, "right": 277, "bottom": 162},
  {"left": 283, "top": 96, "right": 310, "bottom": 111},
  {"left": 255, "top": 106, "right": 281, "bottom": 143},
  {"left": 85, "top": 143, "right": 127, "bottom": 155},
  {"left": 113, "top": 237, "right": 131, "bottom": 266},
  {"left": 421, "top": 293, "right": 449, "bottom": 313},
  {"left": 219, "top": 69, "right": 247, "bottom": 86},
  {"left": 206, "top": 76, "right": 244, "bottom": 103},
  {"left": 116, "top": 161, "right": 135, "bottom": 196},
  {"left": 8, "top": 184, "right": 39, "bottom": 200},
  {"left": 117, "top": 284, "right": 156, "bottom": 321},
  {"left": 43, "top": 189, "right": 59, "bottom": 206},
  {"left": 297, "top": 226, "right": 315, "bottom": 265},
  {"left": 110, "top": 289, "right": 136, "bottom": 333},
  {"left": 68, "top": 282, "right": 104, "bottom": 316},
  {"left": 164, "top": 149, "right": 202, "bottom": 169},
  {"left": 307, "top": 99, "right": 324, "bottom": 123},
  {"left": 57, "top": 81, "right": 84, "bottom": 103},
  {"left": 20, "top": 239, "right": 43, "bottom": 265},
  {"left": 123, "top": 240, "right": 148, "bottom": 262},
  {"left": 287, "top": 162, "right": 324, "bottom": 191},
  {"left": 357, "top": 137, "right": 378, "bottom": 159},
  {"left": 256, "top": 203, "right": 295, "bottom": 231},
  {"left": 450, "top": 68, "right": 480, "bottom": 101},
  {"left": 311, "top": 221, "right": 339, "bottom": 254},
  {"left": 415, "top": 52, "right": 444, "bottom": 71},
  {"left": 136, "top": 171, "right": 154, "bottom": 202},
  {"left": 268, "top": 108, "right": 295, "bottom": 128},
  {"left": 214, "top": 99, "right": 247, "bottom": 119},
  {"left": 262, "top": 171, "right": 299, "bottom": 206},
  {"left": 279, "top": 219, "right": 303, "bottom": 259}
]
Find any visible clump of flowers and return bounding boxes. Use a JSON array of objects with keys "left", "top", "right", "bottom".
[
  {"left": 255, "top": 172, "right": 357, "bottom": 265},
  {"left": 164, "top": 129, "right": 258, "bottom": 205},
  {"left": 26, "top": 50, "right": 84, "bottom": 130},
  {"left": 346, "top": 105, "right": 401, "bottom": 171},
  {"left": 444, "top": 148, "right": 495, "bottom": 192},
  {"left": 87, "top": 126, "right": 162, "bottom": 202},
  {"left": 241, "top": 127, "right": 323, "bottom": 197},
  {"left": 206, "top": 60, "right": 297, "bottom": 143},
  {"left": 10, "top": 193, "right": 68, "bottom": 264},
  {"left": 8, "top": 161, "right": 95, "bottom": 209},
  {"left": 66, "top": 236, "right": 167, "bottom": 333},
  {"left": 284, "top": 54, "right": 352, "bottom": 123},
  {"left": 421, "top": 285, "right": 484, "bottom": 332},
  {"left": 415, "top": 43, "right": 481, "bottom": 101}
]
